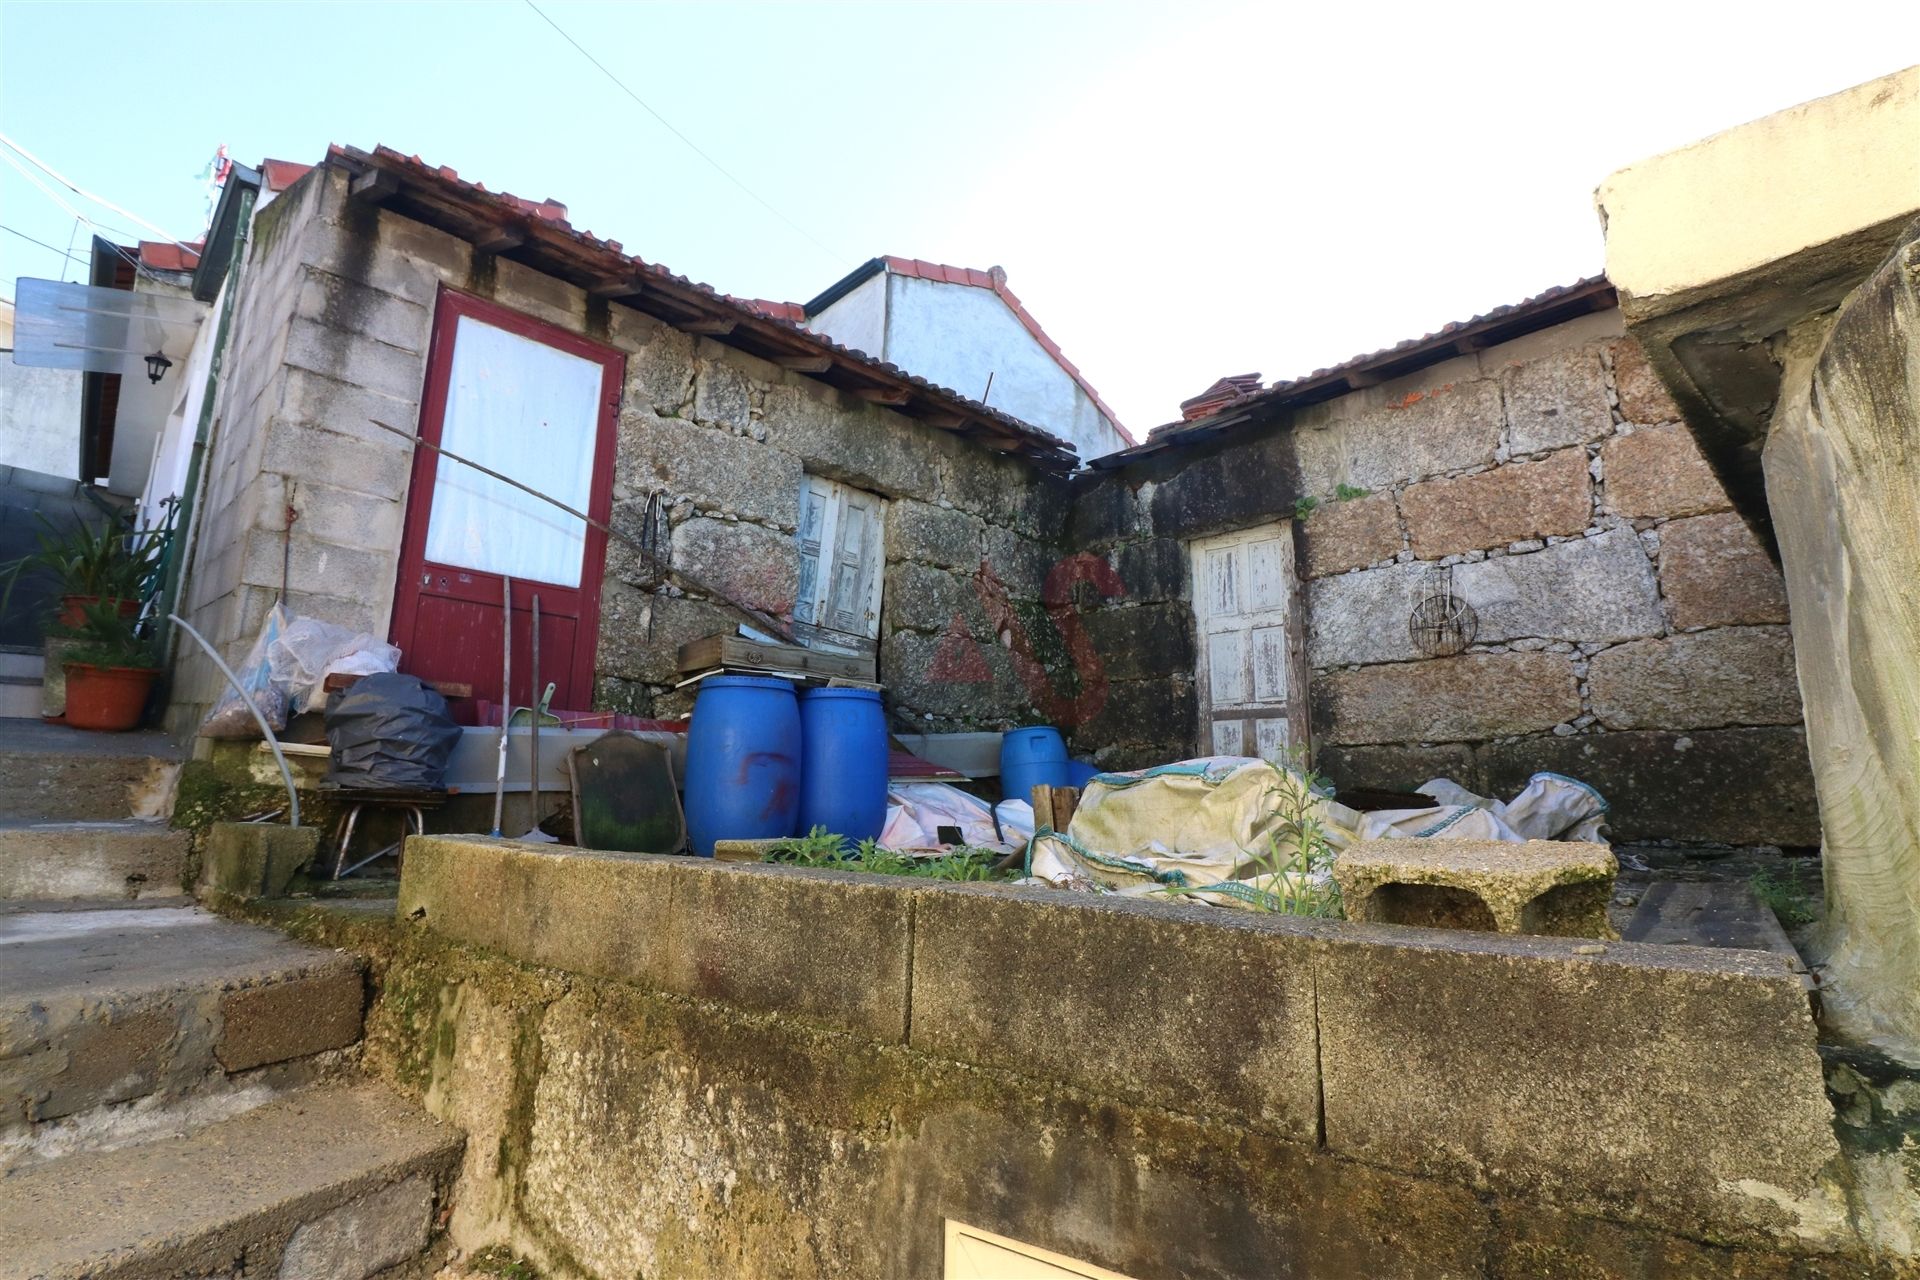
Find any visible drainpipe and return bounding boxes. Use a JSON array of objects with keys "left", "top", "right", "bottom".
[{"left": 152, "top": 181, "right": 257, "bottom": 704}]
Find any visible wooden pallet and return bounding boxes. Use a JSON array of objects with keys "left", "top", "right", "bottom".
[{"left": 675, "top": 633, "right": 875, "bottom": 682}]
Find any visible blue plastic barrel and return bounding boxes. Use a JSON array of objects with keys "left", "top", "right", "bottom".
[
  {"left": 683, "top": 676, "right": 802, "bottom": 856},
  {"left": 796, "top": 687, "right": 889, "bottom": 843},
  {"left": 1065, "top": 759, "right": 1100, "bottom": 788},
  {"left": 1001, "top": 725, "right": 1071, "bottom": 803}
]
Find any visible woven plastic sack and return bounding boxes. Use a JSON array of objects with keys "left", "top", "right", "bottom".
[
  {"left": 198, "top": 604, "right": 291, "bottom": 738},
  {"left": 322, "top": 672, "right": 460, "bottom": 791}
]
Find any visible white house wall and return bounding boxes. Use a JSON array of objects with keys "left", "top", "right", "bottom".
[
  {"left": 805, "top": 271, "right": 887, "bottom": 360},
  {"left": 0, "top": 360, "right": 82, "bottom": 479}
]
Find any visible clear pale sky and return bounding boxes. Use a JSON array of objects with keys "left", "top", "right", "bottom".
[{"left": 1, "top": 1, "right": 1913, "bottom": 439}]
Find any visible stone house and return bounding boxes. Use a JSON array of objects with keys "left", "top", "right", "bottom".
[
  {"left": 1067, "top": 279, "right": 1814, "bottom": 847},
  {"left": 148, "top": 142, "right": 1810, "bottom": 851}
]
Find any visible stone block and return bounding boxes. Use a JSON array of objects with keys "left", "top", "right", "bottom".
[
  {"left": 885, "top": 499, "right": 983, "bottom": 571},
  {"left": 981, "top": 525, "right": 1054, "bottom": 600},
  {"left": 596, "top": 590, "right": 739, "bottom": 686},
  {"left": 1316, "top": 742, "right": 1483, "bottom": 795},
  {"left": 1083, "top": 603, "right": 1195, "bottom": 681},
  {"left": 1333, "top": 838, "right": 1617, "bottom": 937},
  {"left": 691, "top": 355, "right": 753, "bottom": 429},
  {"left": 255, "top": 475, "right": 406, "bottom": 558},
  {"left": 1077, "top": 674, "right": 1197, "bottom": 748},
  {"left": 1502, "top": 346, "right": 1613, "bottom": 453},
  {"left": 1455, "top": 529, "right": 1663, "bottom": 644},
  {"left": 1301, "top": 491, "right": 1402, "bottom": 577},
  {"left": 1315, "top": 926, "right": 1840, "bottom": 1242},
  {"left": 1658, "top": 512, "right": 1790, "bottom": 628},
  {"left": 1307, "top": 561, "right": 1432, "bottom": 667},
  {"left": 1314, "top": 652, "right": 1581, "bottom": 746},
  {"left": 880, "top": 629, "right": 1025, "bottom": 727},
  {"left": 669, "top": 516, "right": 797, "bottom": 615},
  {"left": 278, "top": 1174, "right": 435, "bottom": 1280},
  {"left": 1602, "top": 423, "right": 1731, "bottom": 518},
  {"left": 619, "top": 319, "right": 697, "bottom": 416},
  {"left": 1066, "top": 474, "right": 1142, "bottom": 549},
  {"left": 200, "top": 823, "right": 323, "bottom": 900},
  {"left": 615, "top": 412, "right": 802, "bottom": 529},
  {"left": 302, "top": 209, "right": 466, "bottom": 310},
  {"left": 1611, "top": 337, "right": 1682, "bottom": 424},
  {"left": 27, "top": 1006, "right": 178, "bottom": 1121},
  {"left": 934, "top": 443, "right": 1054, "bottom": 538},
  {"left": 217, "top": 964, "right": 364, "bottom": 1071},
  {"left": 397, "top": 837, "right": 677, "bottom": 985},
  {"left": 281, "top": 315, "right": 430, "bottom": 405},
  {"left": 664, "top": 860, "right": 913, "bottom": 1042},
  {"left": 1587, "top": 627, "right": 1802, "bottom": 730},
  {"left": 0, "top": 823, "right": 188, "bottom": 900},
  {"left": 295, "top": 269, "right": 432, "bottom": 355},
  {"left": 277, "top": 366, "right": 421, "bottom": 451},
  {"left": 493, "top": 256, "right": 588, "bottom": 331},
  {"left": 1401, "top": 448, "right": 1592, "bottom": 557},
  {"left": 910, "top": 884, "right": 1324, "bottom": 1138},
  {"left": 1295, "top": 380, "right": 1503, "bottom": 492},
  {"left": 1479, "top": 726, "right": 1819, "bottom": 845},
  {"left": 762, "top": 384, "right": 942, "bottom": 502},
  {"left": 240, "top": 529, "right": 393, "bottom": 607},
  {"left": 1148, "top": 430, "right": 1302, "bottom": 541},
  {"left": 1107, "top": 536, "right": 1186, "bottom": 602},
  {"left": 883, "top": 563, "right": 982, "bottom": 636},
  {"left": 260, "top": 419, "right": 414, "bottom": 504}
]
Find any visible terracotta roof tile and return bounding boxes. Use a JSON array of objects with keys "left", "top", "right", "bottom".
[
  {"left": 259, "top": 159, "right": 314, "bottom": 192},
  {"left": 137, "top": 240, "right": 202, "bottom": 272}
]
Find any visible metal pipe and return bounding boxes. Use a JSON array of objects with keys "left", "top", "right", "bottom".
[
  {"left": 491, "top": 575, "right": 511, "bottom": 837},
  {"left": 529, "top": 593, "right": 541, "bottom": 832},
  {"left": 167, "top": 612, "right": 299, "bottom": 829}
]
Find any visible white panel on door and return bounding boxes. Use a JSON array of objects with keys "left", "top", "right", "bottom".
[
  {"left": 1207, "top": 630, "right": 1247, "bottom": 705},
  {"left": 1212, "top": 719, "right": 1247, "bottom": 756},
  {"left": 793, "top": 475, "right": 887, "bottom": 648},
  {"left": 1246, "top": 536, "right": 1289, "bottom": 611},
  {"left": 1206, "top": 546, "right": 1240, "bottom": 616},
  {"left": 1254, "top": 716, "right": 1288, "bottom": 760},
  {"left": 1251, "top": 624, "right": 1290, "bottom": 703},
  {"left": 423, "top": 316, "right": 602, "bottom": 586}
]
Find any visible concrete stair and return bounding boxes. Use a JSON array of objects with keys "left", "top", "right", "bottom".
[
  {"left": 0, "top": 720, "right": 182, "bottom": 823},
  {"left": 0, "top": 900, "right": 462, "bottom": 1279},
  {"left": 0, "top": 649, "right": 41, "bottom": 719},
  {"left": 0, "top": 822, "right": 190, "bottom": 900},
  {"left": 0, "top": 1082, "right": 462, "bottom": 1280}
]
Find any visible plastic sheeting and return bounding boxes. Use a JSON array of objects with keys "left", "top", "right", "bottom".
[
  {"left": 323, "top": 673, "right": 461, "bottom": 791},
  {"left": 1025, "top": 756, "right": 1607, "bottom": 908},
  {"left": 879, "top": 782, "right": 1034, "bottom": 851}
]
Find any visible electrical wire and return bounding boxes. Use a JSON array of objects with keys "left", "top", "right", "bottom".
[
  {"left": 521, "top": 0, "right": 852, "bottom": 270},
  {"left": 0, "top": 148, "right": 162, "bottom": 284},
  {"left": 0, "top": 222, "right": 91, "bottom": 266},
  {"left": 0, "top": 130, "right": 197, "bottom": 250}
]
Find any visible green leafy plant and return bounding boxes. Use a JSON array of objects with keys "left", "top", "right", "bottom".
[
  {"left": 766, "top": 829, "right": 1018, "bottom": 882},
  {"left": 52, "top": 598, "right": 159, "bottom": 670},
  {"left": 766, "top": 825, "right": 853, "bottom": 865},
  {"left": 0, "top": 505, "right": 174, "bottom": 619},
  {"left": 1333, "top": 483, "right": 1372, "bottom": 501},
  {"left": 1752, "top": 866, "right": 1818, "bottom": 931},
  {"left": 1164, "top": 747, "right": 1343, "bottom": 916},
  {"left": 1292, "top": 495, "right": 1320, "bottom": 521}
]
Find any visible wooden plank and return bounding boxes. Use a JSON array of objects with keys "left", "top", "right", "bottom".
[
  {"left": 349, "top": 168, "right": 401, "bottom": 204},
  {"left": 856, "top": 387, "right": 912, "bottom": 406},
  {"left": 777, "top": 355, "right": 834, "bottom": 374},
  {"left": 322, "top": 672, "right": 473, "bottom": 699},
  {"left": 684, "top": 317, "right": 737, "bottom": 336},
  {"left": 1621, "top": 880, "right": 1806, "bottom": 970},
  {"left": 588, "top": 276, "right": 645, "bottom": 300},
  {"left": 675, "top": 632, "right": 875, "bottom": 682},
  {"left": 476, "top": 226, "right": 525, "bottom": 253}
]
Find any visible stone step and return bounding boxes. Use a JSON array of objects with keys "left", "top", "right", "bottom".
[
  {"left": 0, "top": 719, "right": 181, "bottom": 822},
  {"left": 1, "top": 902, "right": 366, "bottom": 1139},
  {"left": 0, "top": 822, "right": 190, "bottom": 900},
  {"left": 0, "top": 1081, "right": 462, "bottom": 1280},
  {"left": 0, "top": 681, "right": 41, "bottom": 719},
  {"left": 0, "top": 649, "right": 43, "bottom": 680}
]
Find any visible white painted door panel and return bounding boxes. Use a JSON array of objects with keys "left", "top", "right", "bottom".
[{"left": 1191, "top": 523, "right": 1300, "bottom": 758}]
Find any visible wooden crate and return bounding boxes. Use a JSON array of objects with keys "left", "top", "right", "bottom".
[{"left": 676, "top": 633, "right": 875, "bottom": 682}]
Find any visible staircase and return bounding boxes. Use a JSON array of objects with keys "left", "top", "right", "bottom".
[
  {"left": 0, "top": 726, "right": 462, "bottom": 1280},
  {"left": 0, "top": 648, "right": 41, "bottom": 720}
]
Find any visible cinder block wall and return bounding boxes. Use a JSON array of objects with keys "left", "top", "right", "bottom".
[
  {"left": 171, "top": 162, "right": 1072, "bottom": 735},
  {"left": 1068, "top": 313, "right": 1815, "bottom": 846}
]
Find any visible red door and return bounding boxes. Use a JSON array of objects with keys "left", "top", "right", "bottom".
[{"left": 390, "top": 288, "right": 623, "bottom": 718}]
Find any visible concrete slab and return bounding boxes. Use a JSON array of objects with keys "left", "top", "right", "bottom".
[
  {"left": 0, "top": 821, "right": 190, "bottom": 900},
  {"left": 1314, "top": 924, "right": 1842, "bottom": 1245},
  {"left": 0, "top": 1081, "right": 460, "bottom": 1280},
  {"left": 0, "top": 903, "right": 364, "bottom": 1127},
  {"left": 0, "top": 719, "right": 182, "bottom": 822}
]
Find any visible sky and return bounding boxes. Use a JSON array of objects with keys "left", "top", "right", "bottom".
[{"left": 1, "top": 1, "right": 1915, "bottom": 440}]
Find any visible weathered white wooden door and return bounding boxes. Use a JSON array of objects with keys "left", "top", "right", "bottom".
[
  {"left": 794, "top": 476, "right": 887, "bottom": 655},
  {"left": 1191, "top": 522, "right": 1301, "bottom": 759}
]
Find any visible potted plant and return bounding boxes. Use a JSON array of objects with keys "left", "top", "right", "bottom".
[
  {"left": 0, "top": 504, "right": 173, "bottom": 627},
  {"left": 54, "top": 599, "right": 161, "bottom": 732}
]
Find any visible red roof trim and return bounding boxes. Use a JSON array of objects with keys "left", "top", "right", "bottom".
[
  {"left": 869, "top": 256, "right": 1134, "bottom": 444},
  {"left": 259, "top": 159, "right": 314, "bottom": 193},
  {"left": 138, "top": 240, "right": 202, "bottom": 272}
]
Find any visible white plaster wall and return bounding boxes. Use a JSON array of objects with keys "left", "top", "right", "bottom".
[
  {"left": 880, "top": 275, "right": 1125, "bottom": 461},
  {"left": 805, "top": 271, "right": 887, "bottom": 359},
  {"left": 0, "top": 357, "right": 82, "bottom": 479}
]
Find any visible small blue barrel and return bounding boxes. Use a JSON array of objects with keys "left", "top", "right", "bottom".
[
  {"left": 1001, "top": 724, "right": 1071, "bottom": 803},
  {"left": 684, "top": 676, "right": 802, "bottom": 856},
  {"left": 796, "top": 687, "right": 889, "bottom": 843},
  {"left": 1065, "top": 759, "right": 1100, "bottom": 788}
]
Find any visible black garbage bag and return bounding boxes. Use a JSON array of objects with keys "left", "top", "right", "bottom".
[{"left": 323, "top": 672, "right": 461, "bottom": 791}]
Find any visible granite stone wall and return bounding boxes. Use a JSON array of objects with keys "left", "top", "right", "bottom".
[{"left": 1068, "top": 317, "right": 1816, "bottom": 846}]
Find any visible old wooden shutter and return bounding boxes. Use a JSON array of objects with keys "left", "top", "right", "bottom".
[
  {"left": 1191, "top": 522, "right": 1302, "bottom": 759},
  {"left": 794, "top": 477, "right": 886, "bottom": 654}
]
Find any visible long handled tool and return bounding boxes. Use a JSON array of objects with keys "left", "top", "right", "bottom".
[
  {"left": 490, "top": 576, "right": 512, "bottom": 837},
  {"left": 521, "top": 593, "right": 556, "bottom": 843}
]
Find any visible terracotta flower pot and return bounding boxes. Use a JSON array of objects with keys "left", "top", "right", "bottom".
[
  {"left": 58, "top": 595, "right": 141, "bottom": 628},
  {"left": 62, "top": 663, "right": 158, "bottom": 731}
]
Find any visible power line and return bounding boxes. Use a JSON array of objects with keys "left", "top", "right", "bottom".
[
  {"left": 0, "top": 130, "right": 197, "bottom": 251},
  {"left": 521, "top": 0, "right": 852, "bottom": 270},
  {"left": 0, "top": 149, "right": 160, "bottom": 284},
  {"left": 0, "top": 222, "right": 91, "bottom": 266}
]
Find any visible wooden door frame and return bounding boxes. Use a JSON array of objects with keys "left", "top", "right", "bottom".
[
  {"left": 1188, "top": 520, "right": 1311, "bottom": 760},
  {"left": 389, "top": 285, "right": 624, "bottom": 704}
]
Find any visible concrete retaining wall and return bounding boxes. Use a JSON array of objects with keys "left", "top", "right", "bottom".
[
  {"left": 1071, "top": 314, "right": 1815, "bottom": 846},
  {"left": 366, "top": 835, "right": 1897, "bottom": 1278}
]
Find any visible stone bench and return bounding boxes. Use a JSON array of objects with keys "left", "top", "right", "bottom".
[{"left": 1333, "top": 838, "right": 1618, "bottom": 939}]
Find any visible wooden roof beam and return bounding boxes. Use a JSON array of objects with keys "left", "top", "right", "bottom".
[
  {"left": 684, "top": 317, "right": 737, "bottom": 336},
  {"left": 777, "top": 355, "right": 834, "bottom": 374},
  {"left": 476, "top": 225, "right": 525, "bottom": 254},
  {"left": 349, "top": 168, "right": 400, "bottom": 205},
  {"left": 856, "top": 387, "right": 912, "bottom": 406}
]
